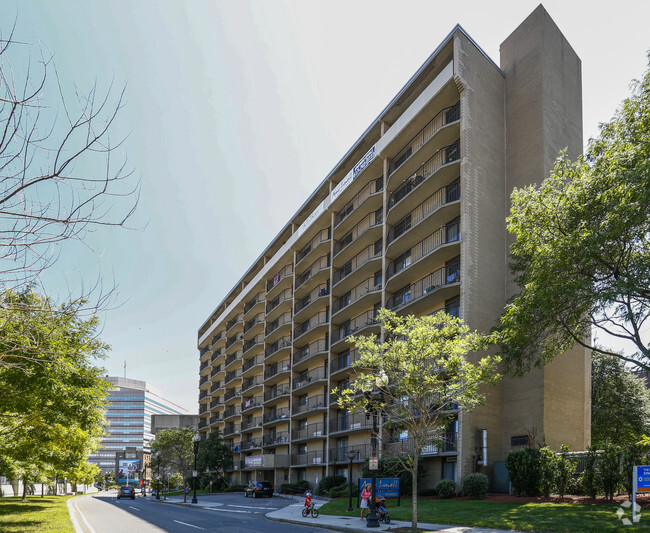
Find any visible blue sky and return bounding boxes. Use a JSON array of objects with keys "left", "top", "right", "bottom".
[{"left": 4, "top": 0, "right": 649, "bottom": 410}]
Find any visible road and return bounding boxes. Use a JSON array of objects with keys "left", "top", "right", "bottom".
[{"left": 69, "top": 490, "right": 334, "bottom": 533}]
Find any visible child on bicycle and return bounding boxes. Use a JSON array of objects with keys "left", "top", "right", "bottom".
[{"left": 304, "top": 491, "right": 312, "bottom": 509}]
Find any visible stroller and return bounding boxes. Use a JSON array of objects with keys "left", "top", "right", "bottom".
[{"left": 375, "top": 496, "right": 390, "bottom": 524}]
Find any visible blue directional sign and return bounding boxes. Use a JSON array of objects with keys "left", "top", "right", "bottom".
[{"left": 636, "top": 466, "right": 650, "bottom": 492}]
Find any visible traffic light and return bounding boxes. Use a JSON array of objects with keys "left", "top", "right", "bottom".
[{"left": 104, "top": 474, "right": 108, "bottom": 481}]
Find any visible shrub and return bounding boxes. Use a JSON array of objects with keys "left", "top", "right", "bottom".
[
  {"left": 434, "top": 479, "right": 457, "bottom": 498},
  {"left": 538, "top": 446, "right": 558, "bottom": 497},
  {"left": 328, "top": 483, "right": 349, "bottom": 498},
  {"left": 462, "top": 473, "right": 488, "bottom": 499},
  {"left": 224, "top": 484, "right": 246, "bottom": 492},
  {"left": 280, "top": 480, "right": 310, "bottom": 494},
  {"left": 316, "top": 475, "right": 347, "bottom": 496},
  {"left": 600, "top": 443, "right": 622, "bottom": 500},
  {"left": 581, "top": 445, "right": 599, "bottom": 499},
  {"left": 555, "top": 444, "right": 576, "bottom": 498},
  {"left": 506, "top": 447, "right": 541, "bottom": 496}
]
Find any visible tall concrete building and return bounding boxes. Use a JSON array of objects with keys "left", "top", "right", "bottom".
[
  {"left": 89, "top": 377, "right": 189, "bottom": 476},
  {"left": 197, "top": 6, "right": 590, "bottom": 490}
]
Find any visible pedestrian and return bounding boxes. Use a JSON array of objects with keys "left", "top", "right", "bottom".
[
  {"left": 184, "top": 483, "right": 189, "bottom": 502},
  {"left": 360, "top": 484, "right": 372, "bottom": 519}
]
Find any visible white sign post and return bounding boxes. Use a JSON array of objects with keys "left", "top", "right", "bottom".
[{"left": 369, "top": 457, "right": 379, "bottom": 470}]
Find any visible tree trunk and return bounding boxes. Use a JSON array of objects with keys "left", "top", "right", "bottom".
[
  {"left": 21, "top": 476, "right": 28, "bottom": 502},
  {"left": 411, "top": 452, "right": 418, "bottom": 531}
]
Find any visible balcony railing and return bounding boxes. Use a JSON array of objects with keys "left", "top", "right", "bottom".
[
  {"left": 224, "top": 387, "right": 241, "bottom": 402},
  {"left": 210, "top": 381, "right": 223, "bottom": 394},
  {"left": 211, "top": 350, "right": 223, "bottom": 364},
  {"left": 241, "top": 440, "right": 262, "bottom": 451},
  {"left": 241, "top": 375, "right": 263, "bottom": 393},
  {"left": 266, "top": 288, "right": 293, "bottom": 314},
  {"left": 293, "top": 365, "right": 327, "bottom": 390},
  {"left": 294, "top": 283, "right": 329, "bottom": 314},
  {"left": 328, "top": 444, "right": 372, "bottom": 463},
  {"left": 292, "top": 450, "right": 327, "bottom": 466},
  {"left": 389, "top": 102, "right": 460, "bottom": 176},
  {"left": 200, "top": 346, "right": 210, "bottom": 357},
  {"left": 210, "top": 398, "right": 222, "bottom": 409},
  {"left": 267, "top": 264, "right": 293, "bottom": 292},
  {"left": 386, "top": 263, "right": 461, "bottom": 311},
  {"left": 388, "top": 140, "right": 460, "bottom": 211},
  {"left": 294, "top": 309, "right": 329, "bottom": 340},
  {"left": 329, "top": 412, "right": 373, "bottom": 433},
  {"left": 241, "top": 417, "right": 263, "bottom": 431},
  {"left": 211, "top": 331, "right": 223, "bottom": 346},
  {"left": 293, "top": 337, "right": 329, "bottom": 366},
  {"left": 223, "top": 405, "right": 240, "bottom": 419},
  {"left": 226, "top": 314, "right": 241, "bottom": 332},
  {"left": 295, "top": 254, "right": 330, "bottom": 290},
  {"left": 243, "top": 335, "right": 264, "bottom": 354},
  {"left": 386, "top": 220, "right": 460, "bottom": 279},
  {"left": 334, "top": 209, "right": 383, "bottom": 256},
  {"left": 333, "top": 241, "right": 382, "bottom": 285},
  {"left": 244, "top": 292, "right": 264, "bottom": 315},
  {"left": 225, "top": 370, "right": 241, "bottom": 385},
  {"left": 333, "top": 276, "right": 380, "bottom": 314},
  {"left": 331, "top": 309, "right": 379, "bottom": 344},
  {"left": 334, "top": 176, "right": 383, "bottom": 228},
  {"left": 263, "top": 432, "right": 290, "bottom": 446},
  {"left": 292, "top": 422, "right": 327, "bottom": 440},
  {"left": 223, "top": 424, "right": 240, "bottom": 436},
  {"left": 385, "top": 433, "right": 458, "bottom": 455},
  {"left": 198, "top": 418, "right": 208, "bottom": 429},
  {"left": 330, "top": 348, "right": 360, "bottom": 373},
  {"left": 265, "top": 335, "right": 291, "bottom": 358},
  {"left": 209, "top": 414, "right": 222, "bottom": 425},
  {"left": 242, "top": 395, "right": 263, "bottom": 412},
  {"left": 292, "top": 393, "right": 327, "bottom": 415},
  {"left": 265, "top": 311, "right": 292, "bottom": 337},
  {"left": 264, "top": 359, "right": 291, "bottom": 380},
  {"left": 226, "top": 334, "right": 242, "bottom": 349},
  {"left": 264, "top": 386, "right": 291, "bottom": 402},
  {"left": 243, "top": 313, "right": 264, "bottom": 334},
  {"left": 263, "top": 408, "right": 290, "bottom": 424},
  {"left": 242, "top": 354, "right": 263, "bottom": 373},
  {"left": 388, "top": 180, "right": 460, "bottom": 244},
  {"left": 225, "top": 352, "right": 240, "bottom": 367},
  {"left": 296, "top": 227, "right": 331, "bottom": 265}
]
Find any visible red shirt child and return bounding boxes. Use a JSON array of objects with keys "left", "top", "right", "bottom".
[{"left": 304, "top": 492, "right": 312, "bottom": 507}]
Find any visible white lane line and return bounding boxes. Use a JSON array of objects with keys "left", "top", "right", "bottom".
[
  {"left": 206, "top": 508, "right": 250, "bottom": 513},
  {"left": 227, "top": 504, "right": 277, "bottom": 510},
  {"left": 173, "top": 519, "right": 205, "bottom": 530},
  {"left": 69, "top": 498, "right": 98, "bottom": 533},
  {"left": 128, "top": 505, "right": 140, "bottom": 510}
]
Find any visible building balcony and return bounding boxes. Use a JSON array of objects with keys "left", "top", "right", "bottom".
[
  {"left": 292, "top": 393, "right": 327, "bottom": 417},
  {"left": 293, "top": 365, "right": 327, "bottom": 392},
  {"left": 243, "top": 313, "right": 265, "bottom": 336},
  {"left": 328, "top": 444, "right": 372, "bottom": 464},
  {"left": 266, "top": 264, "right": 293, "bottom": 296},
  {"left": 264, "top": 385, "right": 291, "bottom": 405},
  {"left": 292, "top": 422, "right": 327, "bottom": 442},
  {"left": 242, "top": 335, "right": 264, "bottom": 358},
  {"left": 332, "top": 276, "right": 381, "bottom": 320},
  {"left": 225, "top": 351, "right": 242, "bottom": 371},
  {"left": 334, "top": 208, "right": 383, "bottom": 266},
  {"left": 225, "top": 333, "right": 243, "bottom": 352},
  {"left": 265, "top": 335, "right": 291, "bottom": 361},
  {"left": 293, "top": 337, "right": 328, "bottom": 370},
  {"left": 330, "top": 348, "right": 360, "bottom": 376},
  {"left": 243, "top": 292, "right": 265, "bottom": 318},
  {"left": 241, "top": 440, "right": 263, "bottom": 452},
  {"left": 223, "top": 406, "right": 241, "bottom": 420},
  {"left": 241, "top": 416, "right": 263, "bottom": 432},
  {"left": 264, "top": 359, "right": 291, "bottom": 385},
  {"left": 295, "top": 227, "right": 331, "bottom": 267},
  {"left": 241, "top": 375, "right": 263, "bottom": 394},
  {"left": 329, "top": 412, "right": 373, "bottom": 435},
  {"left": 295, "top": 254, "right": 330, "bottom": 296},
  {"left": 334, "top": 176, "right": 383, "bottom": 233},
  {"left": 293, "top": 309, "right": 329, "bottom": 345},
  {"left": 263, "top": 407, "right": 291, "bottom": 426},
  {"left": 291, "top": 450, "right": 326, "bottom": 467},
  {"left": 385, "top": 433, "right": 458, "bottom": 456},
  {"left": 241, "top": 395, "right": 263, "bottom": 414},
  {"left": 211, "top": 331, "right": 224, "bottom": 347},
  {"left": 209, "top": 414, "right": 222, "bottom": 426},
  {"left": 386, "top": 261, "right": 460, "bottom": 314},
  {"left": 389, "top": 102, "right": 460, "bottom": 177},
  {"left": 224, "top": 386, "right": 241, "bottom": 402},
  {"left": 198, "top": 418, "right": 208, "bottom": 429},
  {"left": 263, "top": 432, "right": 290, "bottom": 447},
  {"left": 242, "top": 354, "right": 263, "bottom": 376},
  {"left": 331, "top": 309, "right": 380, "bottom": 350},
  {"left": 293, "top": 282, "right": 329, "bottom": 322},
  {"left": 226, "top": 314, "right": 243, "bottom": 334},
  {"left": 209, "top": 381, "right": 223, "bottom": 394},
  {"left": 211, "top": 350, "right": 224, "bottom": 364},
  {"left": 265, "top": 288, "right": 293, "bottom": 320},
  {"left": 223, "top": 423, "right": 241, "bottom": 437},
  {"left": 265, "top": 311, "right": 292, "bottom": 343},
  {"left": 332, "top": 241, "right": 382, "bottom": 293}
]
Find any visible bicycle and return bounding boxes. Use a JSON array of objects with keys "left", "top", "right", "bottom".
[{"left": 301, "top": 501, "right": 319, "bottom": 518}]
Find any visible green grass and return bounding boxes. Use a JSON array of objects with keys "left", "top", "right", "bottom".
[
  {"left": 0, "top": 495, "right": 76, "bottom": 533},
  {"left": 318, "top": 497, "right": 650, "bottom": 532}
]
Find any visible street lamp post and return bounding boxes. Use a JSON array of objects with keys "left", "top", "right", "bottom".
[
  {"left": 346, "top": 449, "right": 359, "bottom": 512},
  {"left": 192, "top": 434, "right": 200, "bottom": 504},
  {"left": 364, "top": 387, "right": 384, "bottom": 529},
  {"left": 156, "top": 452, "right": 161, "bottom": 500}
]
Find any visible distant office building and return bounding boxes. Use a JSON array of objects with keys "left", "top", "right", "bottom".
[
  {"left": 88, "top": 377, "right": 189, "bottom": 475},
  {"left": 151, "top": 414, "right": 199, "bottom": 434},
  {"left": 197, "top": 6, "right": 590, "bottom": 490}
]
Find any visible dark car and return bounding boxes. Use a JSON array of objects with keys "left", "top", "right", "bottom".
[
  {"left": 244, "top": 480, "right": 273, "bottom": 498},
  {"left": 117, "top": 486, "right": 136, "bottom": 500}
]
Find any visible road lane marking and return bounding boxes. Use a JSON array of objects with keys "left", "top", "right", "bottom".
[
  {"left": 206, "top": 508, "right": 250, "bottom": 513},
  {"left": 129, "top": 505, "right": 140, "bottom": 510},
  {"left": 227, "top": 504, "right": 277, "bottom": 510},
  {"left": 173, "top": 520, "right": 205, "bottom": 530},
  {"left": 69, "top": 498, "right": 98, "bottom": 533}
]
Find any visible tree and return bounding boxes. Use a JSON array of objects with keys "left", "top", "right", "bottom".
[
  {"left": 337, "top": 309, "right": 500, "bottom": 530},
  {"left": 498, "top": 57, "right": 650, "bottom": 374},
  {"left": 150, "top": 428, "right": 195, "bottom": 501},
  {"left": 0, "top": 288, "right": 108, "bottom": 499},
  {"left": 591, "top": 352, "right": 650, "bottom": 447},
  {"left": 197, "top": 430, "right": 232, "bottom": 486},
  {"left": 0, "top": 26, "right": 138, "bottom": 289}
]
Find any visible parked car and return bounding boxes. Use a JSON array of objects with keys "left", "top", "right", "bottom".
[
  {"left": 117, "top": 486, "right": 136, "bottom": 500},
  {"left": 244, "top": 480, "right": 273, "bottom": 498}
]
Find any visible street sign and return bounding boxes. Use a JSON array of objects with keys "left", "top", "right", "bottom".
[
  {"left": 636, "top": 466, "right": 650, "bottom": 492},
  {"left": 369, "top": 457, "right": 378, "bottom": 470},
  {"left": 193, "top": 470, "right": 197, "bottom": 477}
]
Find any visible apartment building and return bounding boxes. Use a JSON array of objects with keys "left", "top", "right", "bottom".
[{"left": 197, "top": 6, "right": 590, "bottom": 490}]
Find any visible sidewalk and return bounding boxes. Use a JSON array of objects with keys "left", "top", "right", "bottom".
[{"left": 154, "top": 493, "right": 524, "bottom": 533}]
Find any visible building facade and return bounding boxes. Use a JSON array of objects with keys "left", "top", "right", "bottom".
[
  {"left": 197, "top": 6, "right": 590, "bottom": 490},
  {"left": 89, "top": 377, "right": 189, "bottom": 477}
]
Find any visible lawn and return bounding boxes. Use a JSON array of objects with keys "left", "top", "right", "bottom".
[
  {"left": 318, "top": 497, "right": 650, "bottom": 532},
  {"left": 0, "top": 495, "right": 76, "bottom": 533}
]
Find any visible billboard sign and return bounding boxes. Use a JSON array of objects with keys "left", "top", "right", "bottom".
[{"left": 118, "top": 459, "right": 140, "bottom": 485}]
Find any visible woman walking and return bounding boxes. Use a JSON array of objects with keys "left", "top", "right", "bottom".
[{"left": 360, "top": 484, "right": 372, "bottom": 519}]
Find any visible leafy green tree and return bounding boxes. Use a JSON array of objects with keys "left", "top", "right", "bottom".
[
  {"left": 0, "top": 288, "right": 108, "bottom": 499},
  {"left": 592, "top": 353, "right": 650, "bottom": 446},
  {"left": 498, "top": 58, "right": 650, "bottom": 374},
  {"left": 196, "top": 430, "right": 232, "bottom": 484},
  {"left": 151, "top": 428, "right": 196, "bottom": 500},
  {"left": 337, "top": 309, "right": 500, "bottom": 530}
]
